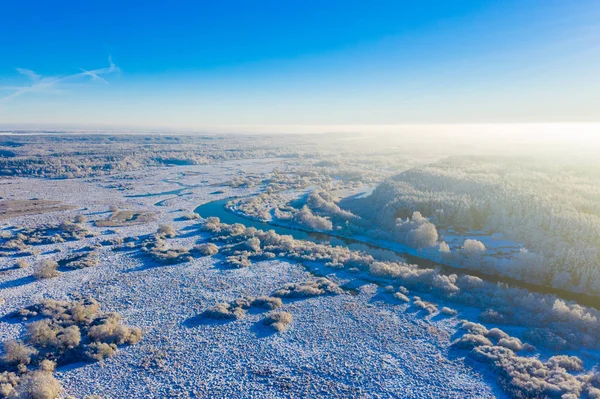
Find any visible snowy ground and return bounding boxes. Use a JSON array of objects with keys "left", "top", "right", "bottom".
[{"left": 0, "top": 159, "right": 506, "bottom": 398}]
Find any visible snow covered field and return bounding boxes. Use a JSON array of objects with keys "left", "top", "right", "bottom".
[
  {"left": 0, "top": 160, "right": 507, "bottom": 398},
  {"left": 1, "top": 140, "right": 599, "bottom": 399}
]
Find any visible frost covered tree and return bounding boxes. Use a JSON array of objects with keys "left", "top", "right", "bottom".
[
  {"left": 461, "top": 239, "right": 486, "bottom": 258},
  {"left": 395, "top": 212, "right": 439, "bottom": 248}
]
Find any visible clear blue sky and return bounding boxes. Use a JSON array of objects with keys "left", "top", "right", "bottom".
[{"left": 1, "top": 0, "right": 599, "bottom": 129}]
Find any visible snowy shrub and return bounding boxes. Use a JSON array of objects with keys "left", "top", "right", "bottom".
[
  {"left": 101, "top": 237, "right": 124, "bottom": 247},
  {"left": 306, "top": 190, "right": 357, "bottom": 221},
  {"left": 440, "top": 307, "right": 458, "bottom": 316},
  {"left": 294, "top": 206, "right": 333, "bottom": 231},
  {"left": 181, "top": 213, "right": 200, "bottom": 220},
  {"left": 251, "top": 296, "right": 282, "bottom": 310},
  {"left": 202, "top": 217, "right": 222, "bottom": 233},
  {"left": 88, "top": 313, "right": 143, "bottom": 345},
  {"left": 413, "top": 297, "right": 437, "bottom": 314},
  {"left": 452, "top": 334, "right": 492, "bottom": 350},
  {"left": 263, "top": 311, "right": 292, "bottom": 332},
  {"left": 461, "top": 239, "right": 486, "bottom": 258},
  {"left": 0, "top": 371, "right": 19, "bottom": 397},
  {"left": 192, "top": 243, "right": 219, "bottom": 256},
  {"left": 485, "top": 328, "right": 509, "bottom": 341},
  {"left": 74, "top": 214, "right": 87, "bottom": 223},
  {"left": 141, "top": 235, "right": 193, "bottom": 264},
  {"left": 273, "top": 278, "right": 342, "bottom": 298},
  {"left": 38, "top": 360, "right": 55, "bottom": 372},
  {"left": 33, "top": 260, "right": 59, "bottom": 280},
  {"left": 497, "top": 337, "right": 524, "bottom": 352},
  {"left": 439, "top": 241, "right": 450, "bottom": 253},
  {"left": 460, "top": 321, "right": 488, "bottom": 335},
  {"left": 14, "top": 370, "right": 62, "bottom": 399},
  {"left": 60, "top": 251, "right": 99, "bottom": 269},
  {"left": 395, "top": 212, "right": 439, "bottom": 248},
  {"left": 203, "top": 303, "right": 246, "bottom": 320},
  {"left": 3, "top": 298, "right": 142, "bottom": 368},
  {"left": 242, "top": 237, "right": 261, "bottom": 252},
  {"left": 369, "top": 262, "right": 459, "bottom": 295},
  {"left": 15, "top": 259, "right": 29, "bottom": 269},
  {"left": 203, "top": 296, "right": 283, "bottom": 321},
  {"left": 157, "top": 224, "right": 177, "bottom": 238},
  {"left": 0, "top": 298, "right": 141, "bottom": 399},
  {"left": 1, "top": 341, "right": 37, "bottom": 366},
  {"left": 546, "top": 355, "right": 583, "bottom": 372},
  {"left": 393, "top": 292, "right": 410, "bottom": 302},
  {"left": 224, "top": 255, "right": 251, "bottom": 268},
  {"left": 27, "top": 320, "right": 81, "bottom": 350},
  {"left": 86, "top": 342, "right": 117, "bottom": 361},
  {"left": 471, "top": 344, "right": 586, "bottom": 399}
]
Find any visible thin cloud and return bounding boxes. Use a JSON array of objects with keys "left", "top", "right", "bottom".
[
  {"left": 16, "top": 68, "right": 41, "bottom": 81},
  {"left": 2, "top": 57, "right": 119, "bottom": 101}
]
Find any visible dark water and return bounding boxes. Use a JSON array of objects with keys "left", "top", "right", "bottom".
[{"left": 195, "top": 198, "right": 600, "bottom": 309}]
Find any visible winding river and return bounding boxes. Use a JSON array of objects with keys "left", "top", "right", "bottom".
[{"left": 195, "top": 198, "right": 600, "bottom": 309}]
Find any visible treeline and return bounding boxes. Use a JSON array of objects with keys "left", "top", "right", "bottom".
[{"left": 359, "top": 156, "right": 600, "bottom": 295}]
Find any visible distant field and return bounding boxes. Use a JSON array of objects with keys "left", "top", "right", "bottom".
[{"left": 0, "top": 199, "right": 75, "bottom": 219}]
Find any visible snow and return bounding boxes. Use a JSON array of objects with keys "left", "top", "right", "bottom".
[{"left": 0, "top": 160, "right": 506, "bottom": 398}]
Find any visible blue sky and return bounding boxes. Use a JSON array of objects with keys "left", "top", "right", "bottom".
[{"left": 1, "top": 0, "right": 599, "bottom": 129}]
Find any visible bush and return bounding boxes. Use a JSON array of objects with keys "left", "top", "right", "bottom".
[
  {"left": 273, "top": 278, "right": 342, "bottom": 298},
  {"left": 413, "top": 297, "right": 437, "bottom": 314},
  {"left": 157, "top": 224, "right": 177, "bottom": 238},
  {"left": 461, "top": 239, "right": 486, "bottom": 258},
  {"left": 263, "top": 311, "right": 292, "bottom": 332},
  {"left": 294, "top": 206, "right": 333, "bottom": 230},
  {"left": 203, "top": 303, "right": 246, "bottom": 320},
  {"left": 2, "top": 340, "right": 37, "bottom": 366},
  {"left": 0, "top": 371, "right": 19, "bottom": 397},
  {"left": 85, "top": 342, "right": 117, "bottom": 361},
  {"left": 485, "top": 328, "right": 509, "bottom": 341},
  {"left": 74, "top": 215, "right": 87, "bottom": 223},
  {"left": 440, "top": 307, "right": 458, "bottom": 316},
  {"left": 14, "top": 370, "right": 62, "bottom": 399},
  {"left": 224, "top": 255, "right": 251, "bottom": 268},
  {"left": 3, "top": 298, "right": 142, "bottom": 371},
  {"left": 471, "top": 344, "right": 585, "bottom": 399},
  {"left": 16, "top": 259, "right": 29, "bottom": 269},
  {"left": 497, "top": 337, "right": 523, "bottom": 352},
  {"left": 33, "top": 261, "right": 59, "bottom": 280},
  {"left": 547, "top": 355, "right": 583, "bottom": 372},
  {"left": 393, "top": 292, "right": 410, "bottom": 302},
  {"left": 88, "top": 314, "right": 142, "bottom": 345},
  {"left": 38, "top": 360, "right": 55, "bottom": 372},
  {"left": 192, "top": 243, "right": 219, "bottom": 256},
  {"left": 141, "top": 236, "right": 193, "bottom": 264},
  {"left": 460, "top": 321, "right": 488, "bottom": 335},
  {"left": 452, "top": 333, "right": 492, "bottom": 350},
  {"left": 181, "top": 213, "right": 200, "bottom": 220},
  {"left": 251, "top": 296, "right": 282, "bottom": 310}
]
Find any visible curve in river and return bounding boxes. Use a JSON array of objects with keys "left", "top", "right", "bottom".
[{"left": 195, "top": 198, "right": 600, "bottom": 309}]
